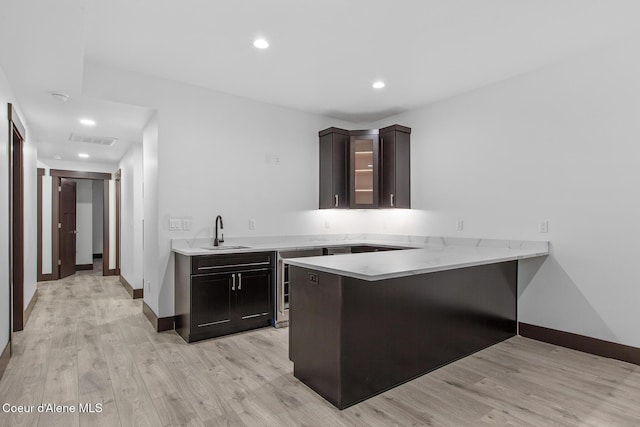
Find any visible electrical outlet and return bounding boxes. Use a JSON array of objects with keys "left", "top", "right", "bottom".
[
  {"left": 457, "top": 220, "right": 464, "bottom": 231},
  {"left": 274, "top": 154, "right": 280, "bottom": 165},
  {"left": 169, "top": 218, "right": 181, "bottom": 231},
  {"left": 325, "top": 219, "right": 330, "bottom": 229},
  {"left": 249, "top": 219, "right": 256, "bottom": 230},
  {"left": 538, "top": 220, "right": 549, "bottom": 233},
  {"left": 146, "top": 281, "right": 151, "bottom": 292}
]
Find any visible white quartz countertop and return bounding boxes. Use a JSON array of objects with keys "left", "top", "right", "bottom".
[
  {"left": 172, "top": 239, "right": 417, "bottom": 256},
  {"left": 171, "top": 234, "right": 548, "bottom": 281},
  {"left": 284, "top": 244, "right": 548, "bottom": 281}
]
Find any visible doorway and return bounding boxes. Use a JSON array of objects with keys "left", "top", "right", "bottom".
[
  {"left": 59, "top": 178, "right": 77, "bottom": 278},
  {"left": 37, "top": 169, "right": 121, "bottom": 280}
]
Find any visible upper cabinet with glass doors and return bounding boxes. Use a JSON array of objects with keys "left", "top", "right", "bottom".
[
  {"left": 350, "top": 130, "right": 380, "bottom": 208},
  {"left": 318, "top": 125, "right": 410, "bottom": 209}
]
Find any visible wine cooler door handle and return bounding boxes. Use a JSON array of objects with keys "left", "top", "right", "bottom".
[
  {"left": 334, "top": 194, "right": 339, "bottom": 207},
  {"left": 238, "top": 273, "right": 242, "bottom": 290},
  {"left": 231, "top": 274, "right": 235, "bottom": 291}
]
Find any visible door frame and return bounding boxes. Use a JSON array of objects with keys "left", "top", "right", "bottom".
[
  {"left": 45, "top": 169, "right": 119, "bottom": 279},
  {"left": 8, "top": 103, "right": 25, "bottom": 334}
]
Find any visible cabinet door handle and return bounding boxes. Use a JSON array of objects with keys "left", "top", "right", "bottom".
[
  {"left": 231, "top": 274, "right": 236, "bottom": 291},
  {"left": 238, "top": 273, "right": 242, "bottom": 290},
  {"left": 334, "top": 194, "right": 339, "bottom": 207},
  {"left": 390, "top": 193, "right": 394, "bottom": 207}
]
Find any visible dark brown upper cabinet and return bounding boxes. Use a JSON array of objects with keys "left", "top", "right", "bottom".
[
  {"left": 319, "top": 128, "right": 349, "bottom": 209},
  {"left": 350, "top": 130, "right": 380, "bottom": 208},
  {"left": 380, "top": 125, "right": 411, "bottom": 209},
  {"left": 319, "top": 124, "right": 410, "bottom": 209}
]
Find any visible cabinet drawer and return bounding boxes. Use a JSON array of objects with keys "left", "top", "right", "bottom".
[{"left": 191, "top": 252, "right": 273, "bottom": 274}]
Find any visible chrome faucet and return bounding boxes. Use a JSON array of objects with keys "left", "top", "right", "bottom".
[{"left": 214, "top": 215, "right": 224, "bottom": 246}]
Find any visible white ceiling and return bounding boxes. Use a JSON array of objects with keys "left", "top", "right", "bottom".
[
  {"left": 2, "top": 0, "right": 640, "bottom": 164},
  {"left": 31, "top": 96, "right": 149, "bottom": 164}
]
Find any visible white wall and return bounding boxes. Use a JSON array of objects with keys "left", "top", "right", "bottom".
[
  {"left": 108, "top": 180, "right": 116, "bottom": 270},
  {"left": 85, "top": 63, "right": 364, "bottom": 316},
  {"left": 41, "top": 175, "right": 52, "bottom": 274},
  {"left": 23, "top": 118, "right": 37, "bottom": 314},
  {"left": 143, "top": 113, "right": 159, "bottom": 313},
  {"left": 74, "top": 179, "right": 93, "bottom": 265},
  {"left": 119, "top": 143, "right": 143, "bottom": 289},
  {"left": 92, "top": 179, "right": 103, "bottom": 255},
  {"left": 367, "top": 35, "right": 640, "bottom": 348}
]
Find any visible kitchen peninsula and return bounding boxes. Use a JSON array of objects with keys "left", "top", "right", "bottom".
[{"left": 284, "top": 241, "right": 548, "bottom": 409}]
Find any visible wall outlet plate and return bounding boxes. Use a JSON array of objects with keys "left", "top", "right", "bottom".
[
  {"left": 249, "top": 219, "right": 256, "bottom": 230},
  {"left": 538, "top": 220, "right": 549, "bottom": 233}
]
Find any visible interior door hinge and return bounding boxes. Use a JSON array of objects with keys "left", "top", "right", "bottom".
[
  {"left": 58, "top": 259, "right": 62, "bottom": 266},
  {"left": 58, "top": 223, "right": 62, "bottom": 229}
]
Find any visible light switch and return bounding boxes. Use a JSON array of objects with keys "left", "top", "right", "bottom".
[
  {"left": 182, "top": 219, "right": 191, "bottom": 231},
  {"left": 169, "top": 219, "right": 182, "bottom": 231},
  {"left": 457, "top": 220, "right": 464, "bottom": 231}
]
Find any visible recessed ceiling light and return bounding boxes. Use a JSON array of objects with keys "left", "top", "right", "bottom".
[
  {"left": 253, "top": 38, "right": 269, "bottom": 49},
  {"left": 53, "top": 155, "right": 62, "bottom": 160},
  {"left": 372, "top": 81, "right": 385, "bottom": 89},
  {"left": 78, "top": 153, "right": 90, "bottom": 158},
  {"left": 79, "top": 118, "right": 96, "bottom": 126}
]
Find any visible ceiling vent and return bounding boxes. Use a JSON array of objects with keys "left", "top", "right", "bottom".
[{"left": 69, "top": 133, "right": 118, "bottom": 146}]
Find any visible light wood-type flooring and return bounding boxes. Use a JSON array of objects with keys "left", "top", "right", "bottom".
[{"left": 1, "top": 264, "right": 640, "bottom": 426}]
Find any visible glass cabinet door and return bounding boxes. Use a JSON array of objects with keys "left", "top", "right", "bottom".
[{"left": 350, "top": 133, "right": 379, "bottom": 208}]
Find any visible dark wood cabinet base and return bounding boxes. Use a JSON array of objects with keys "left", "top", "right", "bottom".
[
  {"left": 175, "top": 252, "right": 274, "bottom": 343},
  {"left": 290, "top": 261, "right": 517, "bottom": 409}
]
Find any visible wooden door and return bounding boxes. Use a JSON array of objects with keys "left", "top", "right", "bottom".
[
  {"left": 319, "top": 128, "right": 349, "bottom": 209},
  {"left": 59, "top": 178, "right": 77, "bottom": 278},
  {"left": 380, "top": 125, "right": 411, "bottom": 209},
  {"left": 191, "top": 273, "right": 232, "bottom": 330},
  {"left": 380, "top": 128, "right": 396, "bottom": 208},
  {"left": 234, "top": 269, "right": 271, "bottom": 324},
  {"left": 9, "top": 106, "right": 25, "bottom": 332}
]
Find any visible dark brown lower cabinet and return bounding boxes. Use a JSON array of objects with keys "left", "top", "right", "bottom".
[
  {"left": 175, "top": 252, "right": 274, "bottom": 343},
  {"left": 190, "top": 273, "right": 233, "bottom": 335},
  {"left": 234, "top": 269, "right": 272, "bottom": 325}
]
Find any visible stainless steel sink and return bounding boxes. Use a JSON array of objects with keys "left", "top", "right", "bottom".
[{"left": 200, "top": 245, "right": 249, "bottom": 251}]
